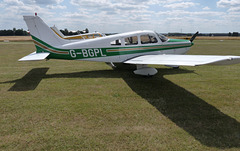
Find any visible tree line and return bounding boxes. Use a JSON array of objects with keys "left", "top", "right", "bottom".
[
  {"left": 0, "top": 28, "right": 28, "bottom": 36},
  {"left": 0, "top": 28, "right": 89, "bottom": 36},
  {"left": 167, "top": 32, "right": 239, "bottom": 37}
]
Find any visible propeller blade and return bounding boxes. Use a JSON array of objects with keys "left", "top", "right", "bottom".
[{"left": 190, "top": 31, "right": 199, "bottom": 42}]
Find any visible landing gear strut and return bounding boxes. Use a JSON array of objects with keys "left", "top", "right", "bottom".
[{"left": 105, "top": 62, "right": 116, "bottom": 69}]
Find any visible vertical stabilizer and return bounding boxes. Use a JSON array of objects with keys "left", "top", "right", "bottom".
[{"left": 23, "top": 15, "right": 68, "bottom": 46}]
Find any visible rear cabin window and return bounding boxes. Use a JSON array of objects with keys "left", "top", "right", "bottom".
[
  {"left": 125, "top": 36, "right": 138, "bottom": 45},
  {"left": 111, "top": 39, "right": 122, "bottom": 46},
  {"left": 140, "top": 35, "right": 158, "bottom": 44},
  {"left": 87, "top": 35, "right": 94, "bottom": 39},
  {"left": 93, "top": 34, "right": 101, "bottom": 38}
]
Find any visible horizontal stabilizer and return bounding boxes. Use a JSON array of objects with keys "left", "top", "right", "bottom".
[
  {"left": 19, "top": 52, "right": 50, "bottom": 61},
  {"left": 124, "top": 55, "right": 240, "bottom": 66}
]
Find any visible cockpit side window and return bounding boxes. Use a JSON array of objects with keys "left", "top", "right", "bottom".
[
  {"left": 111, "top": 39, "right": 122, "bottom": 46},
  {"left": 125, "top": 36, "right": 138, "bottom": 45},
  {"left": 140, "top": 35, "right": 158, "bottom": 44},
  {"left": 157, "top": 33, "right": 168, "bottom": 42}
]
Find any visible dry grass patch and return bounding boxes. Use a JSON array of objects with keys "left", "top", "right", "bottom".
[{"left": 0, "top": 36, "right": 32, "bottom": 42}]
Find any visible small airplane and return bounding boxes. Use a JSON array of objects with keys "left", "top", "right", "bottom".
[
  {"left": 19, "top": 14, "right": 240, "bottom": 76},
  {"left": 50, "top": 25, "right": 105, "bottom": 40}
]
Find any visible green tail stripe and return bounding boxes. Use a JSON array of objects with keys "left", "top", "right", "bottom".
[{"left": 31, "top": 35, "right": 68, "bottom": 52}]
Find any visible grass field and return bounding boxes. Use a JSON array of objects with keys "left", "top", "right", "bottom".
[{"left": 0, "top": 40, "right": 240, "bottom": 150}]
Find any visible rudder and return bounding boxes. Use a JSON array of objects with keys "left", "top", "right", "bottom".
[{"left": 23, "top": 15, "right": 68, "bottom": 47}]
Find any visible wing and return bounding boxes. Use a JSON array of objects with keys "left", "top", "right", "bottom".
[
  {"left": 19, "top": 52, "right": 50, "bottom": 61},
  {"left": 124, "top": 55, "right": 240, "bottom": 66}
]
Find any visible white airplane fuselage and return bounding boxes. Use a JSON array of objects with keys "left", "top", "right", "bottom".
[{"left": 32, "top": 30, "right": 192, "bottom": 63}]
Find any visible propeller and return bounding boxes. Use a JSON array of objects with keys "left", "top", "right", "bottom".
[{"left": 190, "top": 31, "right": 199, "bottom": 42}]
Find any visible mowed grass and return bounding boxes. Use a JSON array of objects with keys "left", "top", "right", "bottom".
[{"left": 0, "top": 40, "right": 240, "bottom": 150}]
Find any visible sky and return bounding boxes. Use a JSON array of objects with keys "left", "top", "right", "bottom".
[{"left": 0, "top": 0, "right": 240, "bottom": 33}]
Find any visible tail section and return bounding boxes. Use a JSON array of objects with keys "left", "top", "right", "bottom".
[
  {"left": 20, "top": 15, "right": 70, "bottom": 61},
  {"left": 23, "top": 15, "right": 68, "bottom": 46}
]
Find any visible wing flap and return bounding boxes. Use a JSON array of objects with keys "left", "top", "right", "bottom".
[
  {"left": 124, "top": 55, "right": 240, "bottom": 66},
  {"left": 19, "top": 52, "right": 50, "bottom": 61}
]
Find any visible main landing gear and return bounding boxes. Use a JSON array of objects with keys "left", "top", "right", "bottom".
[{"left": 106, "top": 62, "right": 179, "bottom": 76}]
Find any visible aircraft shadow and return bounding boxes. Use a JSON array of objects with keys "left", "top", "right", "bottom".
[
  {"left": 1, "top": 67, "right": 240, "bottom": 148},
  {"left": 1, "top": 68, "right": 49, "bottom": 91},
  {"left": 122, "top": 70, "right": 240, "bottom": 148}
]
